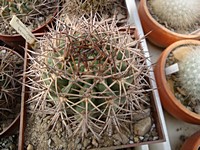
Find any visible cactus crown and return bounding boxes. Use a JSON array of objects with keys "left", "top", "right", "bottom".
[
  {"left": 0, "top": 0, "right": 57, "bottom": 35},
  {"left": 149, "top": 0, "right": 200, "bottom": 31},
  {"left": 178, "top": 45, "right": 200, "bottom": 101},
  {"left": 27, "top": 15, "right": 152, "bottom": 140}
]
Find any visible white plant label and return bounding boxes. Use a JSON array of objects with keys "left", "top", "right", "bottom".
[
  {"left": 165, "top": 63, "right": 179, "bottom": 75},
  {"left": 10, "top": 15, "right": 36, "bottom": 45}
]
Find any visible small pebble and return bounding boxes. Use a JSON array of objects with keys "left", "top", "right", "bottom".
[
  {"left": 194, "top": 105, "right": 200, "bottom": 114},
  {"left": 75, "top": 137, "right": 81, "bottom": 145},
  {"left": 186, "top": 106, "right": 192, "bottom": 111},
  {"left": 133, "top": 137, "right": 139, "bottom": 143},
  {"left": 9, "top": 143, "right": 16, "bottom": 150},
  {"left": 27, "top": 144, "right": 34, "bottom": 150},
  {"left": 38, "top": 17, "right": 44, "bottom": 22},
  {"left": 48, "top": 139, "right": 51, "bottom": 147},
  {"left": 153, "top": 136, "right": 159, "bottom": 141},
  {"left": 139, "top": 136, "right": 144, "bottom": 141},
  {"left": 83, "top": 138, "right": 90, "bottom": 148},
  {"left": 76, "top": 144, "right": 82, "bottom": 150},
  {"left": 134, "top": 117, "right": 152, "bottom": 136},
  {"left": 92, "top": 138, "right": 98, "bottom": 147},
  {"left": 114, "top": 140, "right": 121, "bottom": 146},
  {"left": 129, "top": 140, "right": 134, "bottom": 144}
]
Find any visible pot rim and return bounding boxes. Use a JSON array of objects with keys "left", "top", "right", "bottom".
[{"left": 181, "top": 130, "right": 200, "bottom": 150}]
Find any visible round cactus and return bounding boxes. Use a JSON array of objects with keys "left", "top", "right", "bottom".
[
  {"left": 61, "top": 0, "right": 126, "bottom": 22},
  {"left": 179, "top": 45, "right": 200, "bottom": 100},
  {"left": 0, "top": 47, "right": 23, "bottom": 118},
  {"left": 27, "top": 15, "right": 152, "bottom": 140},
  {"left": 63, "top": 0, "right": 112, "bottom": 13},
  {"left": 149, "top": 0, "right": 200, "bottom": 30}
]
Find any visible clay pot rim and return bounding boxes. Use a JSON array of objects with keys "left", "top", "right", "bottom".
[
  {"left": 160, "top": 40, "right": 200, "bottom": 119},
  {"left": 0, "top": 2, "right": 59, "bottom": 38},
  {"left": 181, "top": 131, "right": 200, "bottom": 150},
  {"left": 142, "top": 0, "right": 199, "bottom": 39}
]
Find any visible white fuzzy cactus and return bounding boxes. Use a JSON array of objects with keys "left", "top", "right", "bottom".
[
  {"left": 179, "top": 46, "right": 200, "bottom": 100},
  {"left": 150, "top": 0, "right": 200, "bottom": 30}
]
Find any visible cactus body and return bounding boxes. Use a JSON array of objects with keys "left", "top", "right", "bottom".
[
  {"left": 179, "top": 46, "right": 200, "bottom": 100},
  {"left": 150, "top": 0, "right": 200, "bottom": 30},
  {"left": 28, "top": 16, "right": 152, "bottom": 140},
  {"left": 0, "top": 47, "right": 23, "bottom": 118}
]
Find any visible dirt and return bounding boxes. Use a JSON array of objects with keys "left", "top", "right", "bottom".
[
  {"left": 24, "top": 108, "right": 159, "bottom": 150},
  {"left": 147, "top": 0, "right": 200, "bottom": 35},
  {"left": 0, "top": 133, "right": 18, "bottom": 150}
]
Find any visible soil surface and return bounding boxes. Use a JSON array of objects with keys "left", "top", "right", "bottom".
[
  {"left": 0, "top": 133, "right": 18, "bottom": 150},
  {"left": 24, "top": 107, "right": 159, "bottom": 150}
]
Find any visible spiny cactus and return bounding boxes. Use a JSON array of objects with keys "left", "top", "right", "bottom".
[
  {"left": 62, "top": 0, "right": 126, "bottom": 21},
  {"left": 63, "top": 0, "right": 112, "bottom": 13},
  {"left": 72, "top": 0, "right": 109, "bottom": 13},
  {"left": 0, "top": 0, "right": 58, "bottom": 35},
  {"left": 0, "top": 47, "right": 23, "bottom": 118},
  {"left": 179, "top": 45, "right": 200, "bottom": 101},
  {"left": 27, "top": 15, "right": 152, "bottom": 141},
  {"left": 149, "top": 0, "right": 200, "bottom": 30}
]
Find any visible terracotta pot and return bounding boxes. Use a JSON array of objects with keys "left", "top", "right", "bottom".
[
  {"left": 181, "top": 131, "right": 200, "bottom": 150},
  {"left": 0, "top": 46, "right": 24, "bottom": 137},
  {"left": 0, "top": 3, "right": 59, "bottom": 53},
  {"left": 154, "top": 40, "right": 200, "bottom": 124},
  {"left": 138, "top": 0, "right": 200, "bottom": 48}
]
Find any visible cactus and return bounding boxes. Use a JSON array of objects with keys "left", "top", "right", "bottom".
[
  {"left": 149, "top": 0, "right": 200, "bottom": 30},
  {"left": 0, "top": 47, "right": 23, "bottom": 118},
  {"left": 178, "top": 45, "right": 200, "bottom": 101},
  {"left": 63, "top": 0, "right": 112, "bottom": 13},
  {"left": 73, "top": 0, "right": 109, "bottom": 13},
  {"left": 62, "top": 0, "right": 126, "bottom": 21},
  {"left": 27, "top": 15, "right": 152, "bottom": 141},
  {"left": 0, "top": 0, "right": 58, "bottom": 35}
]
